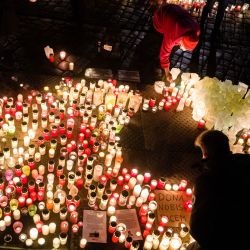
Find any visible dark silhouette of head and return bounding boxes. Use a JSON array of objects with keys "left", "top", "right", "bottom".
[{"left": 195, "top": 130, "right": 231, "bottom": 160}]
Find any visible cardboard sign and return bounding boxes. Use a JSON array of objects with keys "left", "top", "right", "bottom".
[
  {"left": 155, "top": 190, "right": 191, "bottom": 228},
  {"left": 85, "top": 68, "right": 113, "bottom": 79}
]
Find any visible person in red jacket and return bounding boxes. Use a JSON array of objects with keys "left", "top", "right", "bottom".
[{"left": 153, "top": 4, "right": 200, "bottom": 81}]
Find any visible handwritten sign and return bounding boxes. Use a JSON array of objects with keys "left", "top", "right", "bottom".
[{"left": 155, "top": 190, "right": 191, "bottom": 228}]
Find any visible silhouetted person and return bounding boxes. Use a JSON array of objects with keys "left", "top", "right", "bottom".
[
  {"left": 187, "top": 130, "right": 250, "bottom": 250},
  {"left": 153, "top": 4, "right": 200, "bottom": 81}
]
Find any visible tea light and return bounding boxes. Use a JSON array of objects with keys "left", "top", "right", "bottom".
[
  {"left": 25, "top": 239, "right": 33, "bottom": 247},
  {"left": 165, "top": 183, "right": 172, "bottom": 191},
  {"left": 172, "top": 184, "right": 179, "bottom": 191},
  {"left": 107, "top": 206, "right": 116, "bottom": 216},
  {"left": 60, "top": 51, "right": 66, "bottom": 60},
  {"left": 38, "top": 238, "right": 45, "bottom": 246},
  {"left": 80, "top": 238, "right": 87, "bottom": 248}
]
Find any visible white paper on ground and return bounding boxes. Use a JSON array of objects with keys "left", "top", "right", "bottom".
[
  {"left": 115, "top": 209, "right": 142, "bottom": 240},
  {"left": 82, "top": 210, "right": 107, "bottom": 243}
]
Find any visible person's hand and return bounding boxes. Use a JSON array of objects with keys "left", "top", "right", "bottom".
[{"left": 164, "top": 68, "right": 172, "bottom": 83}]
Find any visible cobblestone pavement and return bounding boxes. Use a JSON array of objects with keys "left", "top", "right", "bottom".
[{"left": 0, "top": 0, "right": 249, "bottom": 85}]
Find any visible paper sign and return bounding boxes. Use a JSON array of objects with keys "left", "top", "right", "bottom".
[
  {"left": 115, "top": 209, "right": 142, "bottom": 240},
  {"left": 155, "top": 190, "right": 191, "bottom": 228},
  {"left": 82, "top": 210, "right": 107, "bottom": 243}
]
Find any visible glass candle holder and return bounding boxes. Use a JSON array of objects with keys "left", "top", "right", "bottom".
[
  {"left": 13, "top": 221, "right": 23, "bottom": 234},
  {"left": 118, "top": 190, "right": 129, "bottom": 207},
  {"left": 28, "top": 204, "right": 37, "bottom": 217},
  {"left": 10, "top": 199, "right": 19, "bottom": 211},
  {"left": 59, "top": 232, "right": 68, "bottom": 245},
  {"left": 42, "top": 208, "right": 50, "bottom": 221},
  {"left": 88, "top": 192, "right": 97, "bottom": 207},
  {"left": 60, "top": 207, "right": 68, "bottom": 220}
]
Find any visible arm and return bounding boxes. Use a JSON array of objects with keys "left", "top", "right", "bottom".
[{"left": 160, "top": 35, "right": 174, "bottom": 82}]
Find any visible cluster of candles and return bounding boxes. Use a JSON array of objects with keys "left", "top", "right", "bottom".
[
  {"left": 151, "top": 79, "right": 206, "bottom": 129},
  {"left": 0, "top": 77, "right": 193, "bottom": 249},
  {"left": 237, "top": 130, "right": 250, "bottom": 154}
]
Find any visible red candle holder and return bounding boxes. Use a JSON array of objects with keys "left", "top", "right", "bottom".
[
  {"left": 148, "top": 192, "right": 156, "bottom": 201},
  {"left": 108, "top": 221, "right": 117, "bottom": 234},
  {"left": 122, "top": 168, "right": 128, "bottom": 176},
  {"left": 66, "top": 127, "right": 73, "bottom": 139},
  {"left": 112, "top": 231, "right": 121, "bottom": 243},
  {"left": 15, "top": 182, "right": 23, "bottom": 193},
  {"left": 197, "top": 119, "right": 205, "bottom": 129},
  {"left": 20, "top": 174, "right": 28, "bottom": 185},
  {"left": 124, "top": 174, "right": 131, "bottom": 182},
  {"left": 59, "top": 174, "right": 66, "bottom": 187},
  {"left": 117, "top": 176, "right": 124, "bottom": 185},
  {"left": 144, "top": 172, "right": 151, "bottom": 183},
  {"left": 18, "top": 196, "right": 26, "bottom": 207},
  {"left": 30, "top": 191, "right": 37, "bottom": 202},
  {"left": 130, "top": 168, "right": 138, "bottom": 177},
  {"left": 164, "top": 102, "right": 171, "bottom": 111},
  {"left": 159, "top": 216, "right": 169, "bottom": 227},
  {"left": 28, "top": 158, "right": 35, "bottom": 170},
  {"left": 150, "top": 179, "right": 158, "bottom": 190},
  {"left": 143, "top": 229, "right": 150, "bottom": 238},
  {"left": 37, "top": 191, "right": 45, "bottom": 201},
  {"left": 28, "top": 180, "right": 36, "bottom": 193},
  {"left": 157, "top": 177, "right": 166, "bottom": 189}
]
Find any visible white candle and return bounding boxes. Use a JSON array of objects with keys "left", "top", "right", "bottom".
[
  {"left": 38, "top": 238, "right": 45, "bottom": 246},
  {"left": 33, "top": 214, "right": 40, "bottom": 224},
  {"left": 53, "top": 238, "right": 61, "bottom": 249},
  {"left": 136, "top": 174, "right": 144, "bottom": 185},
  {"left": 49, "top": 222, "right": 56, "bottom": 234},
  {"left": 13, "top": 209, "right": 21, "bottom": 220},
  {"left": 159, "top": 238, "right": 170, "bottom": 250},
  {"left": 23, "top": 136, "right": 30, "bottom": 147},
  {"left": 144, "top": 235, "right": 153, "bottom": 250},
  {"left": 169, "top": 235, "right": 182, "bottom": 250},
  {"left": 4, "top": 216, "right": 11, "bottom": 226},
  {"left": 25, "top": 239, "right": 33, "bottom": 246},
  {"left": 0, "top": 220, "right": 6, "bottom": 231},
  {"left": 42, "top": 225, "right": 50, "bottom": 235},
  {"left": 128, "top": 177, "right": 137, "bottom": 190},
  {"left": 69, "top": 62, "right": 74, "bottom": 71},
  {"left": 59, "top": 51, "right": 66, "bottom": 60},
  {"left": 133, "top": 184, "right": 142, "bottom": 197},
  {"left": 107, "top": 206, "right": 116, "bottom": 216},
  {"left": 30, "top": 228, "right": 38, "bottom": 240},
  {"left": 80, "top": 238, "right": 87, "bottom": 248}
]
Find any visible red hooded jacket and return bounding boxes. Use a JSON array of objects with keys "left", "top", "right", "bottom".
[{"left": 153, "top": 4, "right": 200, "bottom": 69}]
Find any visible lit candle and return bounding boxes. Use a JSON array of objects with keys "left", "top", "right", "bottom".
[
  {"left": 80, "top": 238, "right": 87, "bottom": 249},
  {"left": 186, "top": 188, "right": 193, "bottom": 196},
  {"left": 30, "top": 228, "right": 38, "bottom": 240},
  {"left": 169, "top": 235, "right": 182, "bottom": 250},
  {"left": 159, "top": 216, "right": 169, "bottom": 227},
  {"left": 69, "top": 62, "right": 74, "bottom": 71},
  {"left": 49, "top": 222, "right": 56, "bottom": 234},
  {"left": 107, "top": 206, "right": 116, "bottom": 216},
  {"left": 59, "top": 51, "right": 66, "bottom": 60}
]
